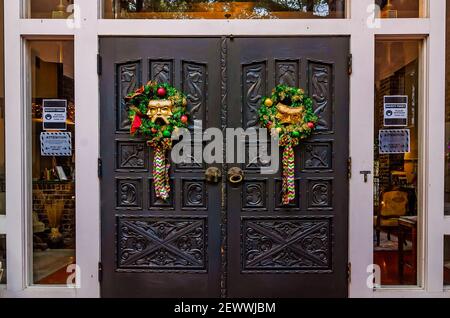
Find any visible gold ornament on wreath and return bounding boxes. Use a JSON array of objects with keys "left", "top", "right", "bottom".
[
  {"left": 126, "top": 81, "right": 189, "bottom": 201},
  {"left": 258, "top": 84, "right": 318, "bottom": 205}
]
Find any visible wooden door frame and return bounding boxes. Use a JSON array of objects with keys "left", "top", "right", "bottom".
[{"left": 4, "top": 0, "right": 450, "bottom": 298}]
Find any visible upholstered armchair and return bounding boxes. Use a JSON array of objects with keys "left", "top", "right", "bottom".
[{"left": 375, "top": 190, "right": 409, "bottom": 246}]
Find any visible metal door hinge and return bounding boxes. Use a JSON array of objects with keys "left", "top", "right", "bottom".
[
  {"left": 98, "top": 262, "right": 103, "bottom": 283},
  {"left": 97, "top": 54, "right": 102, "bottom": 76},
  {"left": 347, "top": 262, "right": 351, "bottom": 284},
  {"left": 347, "top": 157, "right": 352, "bottom": 179},
  {"left": 98, "top": 158, "right": 103, "bottom": 178},
  {"left": 348, "top": 53, "right": 352, "bottom": 76}
]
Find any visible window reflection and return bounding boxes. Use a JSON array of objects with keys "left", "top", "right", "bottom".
[
  {"left": 25, "top": 0, "right": 74, "bottom": 19},
  {"left": 104, "top": 0, "right": 346, "bottom": 19},
  {"left": 375, "top": 0, "right": 424, "bottom": 18},
  {"left": 30, "top": 41, "right": 75, "bottom": 285},
  {"left": 374, "top": 40, "right": 420, "bottom": 286}
]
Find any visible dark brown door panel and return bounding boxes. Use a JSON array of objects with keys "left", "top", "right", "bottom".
[
  {"left": 100, "top": 36, "right": 349, "bottom": 298},
  {"left": 100, "top": 37, "right": 222, "bottom": 298}
]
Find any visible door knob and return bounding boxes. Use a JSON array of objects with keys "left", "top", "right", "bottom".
[
  {"left": 227, "top": 167, "right": 244, "bottom": 184},
  {"left": 205, "top": 167, "right": 222, "bottom": 184}
]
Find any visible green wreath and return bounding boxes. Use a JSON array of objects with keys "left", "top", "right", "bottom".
[
  {"left": 258, "top": 84, "right": 318, "bottom": 140},
  {"left": 258, "top": 84, "right": 318, "bottom": 205},
  {"left": 125, "top": 81, "right": 189, "bottom": 201},
  {"left": 126, "top": 81, "right": 189, "bottom": 143}
]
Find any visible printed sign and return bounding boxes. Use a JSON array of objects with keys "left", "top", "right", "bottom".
[
  {"left": 40, "top": 132, "right": 72, "bottom": 156},
  {"left": 379, "top": 129, "right": 410, "bottom": 154},
  {"left": 384, "top": 95, "right": 408, "bottom": 127},
  {"left": 43, "top": 99, "right": 67, "bottom": 130}
]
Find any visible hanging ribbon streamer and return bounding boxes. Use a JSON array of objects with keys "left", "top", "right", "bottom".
[
  {"left": 150, "top": 139, "right": 172, "bottom": 201},
  {"left": 126, "top": 82, "right": 189, "bottom": 203},
  {"left": 280, "top": 135, "right": 299, "bottom": 205}
]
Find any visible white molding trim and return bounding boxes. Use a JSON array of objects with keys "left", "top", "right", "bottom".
[
  {"left": 19, "top": 20, "right": 75, "bottom": 36},
  {"left": 373, "top": 289, "right": 450, "bottom": 298},
  {"left": 373, "top": 19, "right": 430, "bottom": 35},
  {"left": 2, "top": 286, "right": 78, "bottom": 298},
  {"left": 74, "top": 0, "right": 101, "bottom": 298},
  {"left": 98, "top": 19, "right": 353, "bottom": 36},
  {"left": 3, "top": 0, "right": 448, "bottom": 298},
  {"left": 423, "top": 0, "right": 446, "bottom": 294},
  {"left": 5, "top": 0, "right": 26, "bottom": 293},
  {"left": 347, "top": 0, "right": 374, "bottom": 299}
]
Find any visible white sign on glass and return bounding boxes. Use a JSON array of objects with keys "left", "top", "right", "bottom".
[
  {"left": 40, "top": 132, "right": 72, "bottom": 156},
  {"left": 42, "top": 99, "right": 67, "bottom": 130},
  {"left": 383, "top": 95, "right": 408, "bottom": 127},
  {"left": 379, "top": 129, "right": 410, "bottom": 154}
]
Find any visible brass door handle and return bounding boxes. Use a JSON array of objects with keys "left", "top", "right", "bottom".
[
  {"left": 227, "top": 167, "right": 244, "bottom": 184},
  {"left": 205, "top": 167, "right": 222, "bottom": 184}
]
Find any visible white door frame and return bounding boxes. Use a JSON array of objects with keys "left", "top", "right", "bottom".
[{"left": 2, "top": 0, "right": 449, "bottom": 298}]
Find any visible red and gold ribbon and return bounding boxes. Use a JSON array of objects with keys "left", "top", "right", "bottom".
[{"left": 149, "top": 139, "right": 172, "bottom": 201}]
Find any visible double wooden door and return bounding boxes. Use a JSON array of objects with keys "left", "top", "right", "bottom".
[{"left": 100, "top": 37, "right": 349, "bottom": 298}]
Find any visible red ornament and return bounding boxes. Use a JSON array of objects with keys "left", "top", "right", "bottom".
[
  {"left": 266, "top": 121, "right": 273, "bottom": 129},
  {"left": 157, "top": 87, "right": 166, "bottom": 97},
  {"left": 181, "top": 115, "right": 189, "bottom": 124},
  {"left": 307, "top": 122, "right": 315, "bottom": 129},
  {"left": 130, "top": 115, "right": 142, "bottom": 134},
  {"left": 151, "top": 128, "right": 158, "bottom": 134}
]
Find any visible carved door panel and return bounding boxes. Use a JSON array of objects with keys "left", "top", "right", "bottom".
[
  {"left": 100, "top": 37, "right": 349, "bottom": 298},
  {"left": 100, "top": 38, "right": 223, "bottom": 297},
  {"left": 226, "top": 37, "right": 349, "bottom": 297}
]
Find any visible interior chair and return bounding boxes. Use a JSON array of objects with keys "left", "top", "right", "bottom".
[{"left": 374, "top": 190, "right": 409, "bottom": 246}]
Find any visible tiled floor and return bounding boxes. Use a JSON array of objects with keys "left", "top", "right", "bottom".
[{"left": 33, "top": 249, "right": 75, "bottom": 285}]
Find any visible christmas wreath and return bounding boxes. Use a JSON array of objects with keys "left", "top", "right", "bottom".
[
  {"left": 258, "top": 85, "right": 318, "bottom": 205},
  {"left": 126, "top": 81, "right": 189, "bottom": 200}
]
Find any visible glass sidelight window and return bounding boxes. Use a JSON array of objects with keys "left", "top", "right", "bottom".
[
  {"left": 0, "top": 0, "right": 4, "bottom": 216},
  {"left": 0, "top": 234, "right": 5, "bottom": 284},
  {"left": 24, "top": 0, "right": 74, "bottom": 19},
  {"left": 373, "top": 39, "right": 421, "bottom": 286},
  {"left": 28, "top": 40, "right": 75, "bottom": 285},
  {"left": 375, "top": 0, "right": 426, "bottom": 18},
  {"left": 445, "top": 0, "right": 450, "bottom": 216},
  {"left": 103, "top": 0, "right": 347, "bottom": 19},
  {"left": 445, "top": 236, "right": 450, "bottom": 286}
]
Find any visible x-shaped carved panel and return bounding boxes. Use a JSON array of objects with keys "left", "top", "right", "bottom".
[
  {"left": 242, "top": 218, "right": 331, "bottom": 271},
  {"left": 118, "top": 217, "right": 206, "bottom": 270}
]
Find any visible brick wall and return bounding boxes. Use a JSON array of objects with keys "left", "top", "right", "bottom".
[{"left": 33, "top": 181, "right": 75, "bottom": 248}]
